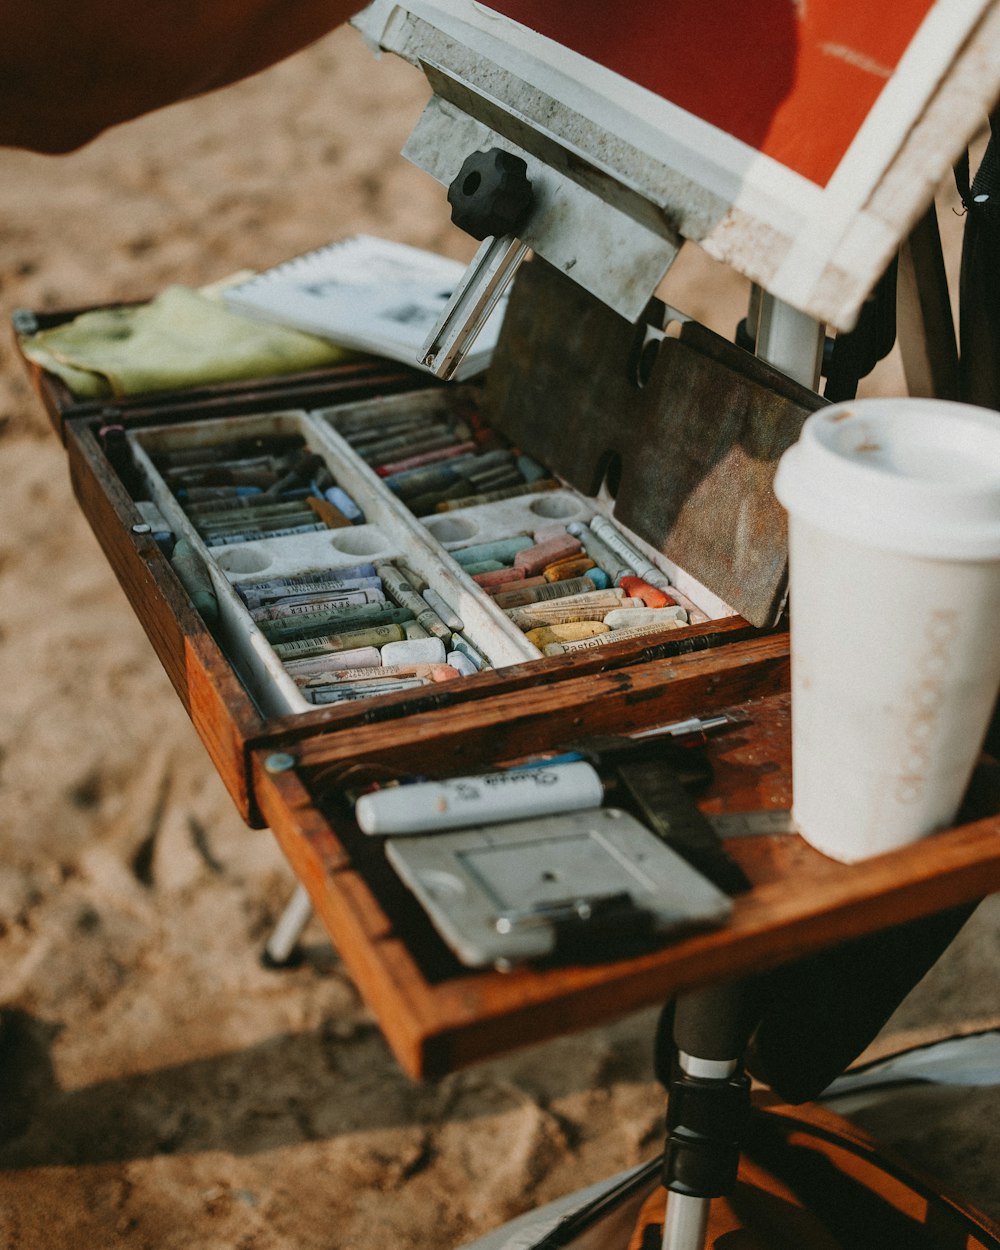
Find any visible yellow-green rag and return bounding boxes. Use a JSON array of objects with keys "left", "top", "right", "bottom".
[{"left": 20, "top": 284, "right": 355, "bottom": 398}]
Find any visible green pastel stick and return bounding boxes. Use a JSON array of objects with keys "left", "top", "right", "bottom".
[
  {"left": 271, "top": 623, "right": 406, "bottom": 660},
  {"left": 169, "top": 538, "right": 219, "bottom": 627},
  {"left": 453, "top": 536, "right": 534, "bottom": 566},
  {"left": 259, "top": 604, "right": 414, "bottom": 643}
]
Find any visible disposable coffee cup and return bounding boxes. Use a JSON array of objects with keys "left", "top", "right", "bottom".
[{"left": 774, "top": 398, "right": 1000, "bottom": 863}]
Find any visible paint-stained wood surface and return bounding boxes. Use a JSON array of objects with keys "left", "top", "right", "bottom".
[{"left": 254, "top": 665, "right": 1000, "bottom": 1080}]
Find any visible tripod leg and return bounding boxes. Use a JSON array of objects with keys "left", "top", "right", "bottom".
[
  {"left": 661, "top": 983, "right": 757, "bottom": 1250},
  {"left": 897, "top": 203, "right": 958, "bottom": 400},
  {"left": 261, "top": 883, "right": 312, "bottom": 968},
  {"left": 754, "top": 291, "right": 825, "bottom": 389}
]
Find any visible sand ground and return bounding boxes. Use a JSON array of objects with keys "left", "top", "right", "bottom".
[{"left": 1, "top": 24, "right": 999, "bottom": 1249}]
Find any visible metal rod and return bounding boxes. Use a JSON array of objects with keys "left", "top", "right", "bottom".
[
  {"left": 754, "top": 288, "right": 825, "bottom": 390},
  {"left": 662, "top": 1191, "right": 710, "bottom": 1250},
  {"left": 262, "top": 883, "right": 313, "bottom": 966},
  {"left": 660, "top": 980, "right": 757, "bottom": 1250},
  {"left": 662, "top": 1049, "right": 740, "bottom": 1250},
  {"left": 420, "top": 234, "right": 528, "bottom": 379}
]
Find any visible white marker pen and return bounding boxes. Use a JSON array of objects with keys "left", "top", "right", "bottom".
[{"left": 355, "top": 760, "right": 605, "bottom": 835}]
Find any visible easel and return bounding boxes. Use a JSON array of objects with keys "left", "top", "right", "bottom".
[
  {"left": 254, "top": 214, "right": 969, "bottom": 1249},
  {"left": 253, "top": 6, "right": 997, "bottom": 1245},
  {"left": 654, "top": 292, "right": 822, "bottom": 1250},
  {"left": 654, "top": 187, "right": 974, "bottom": 1242}
]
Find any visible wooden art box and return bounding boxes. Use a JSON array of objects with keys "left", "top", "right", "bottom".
[
  {"left": 20, "top": 259, "right": 813, "bottom": 822},
  {"left": 19, "top": 258, "right": 1000, "bottom": 1079}
]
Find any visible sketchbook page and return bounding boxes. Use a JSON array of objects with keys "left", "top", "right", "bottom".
[{"left": 222, "top": 235, "right": 505, "bottom": 380}]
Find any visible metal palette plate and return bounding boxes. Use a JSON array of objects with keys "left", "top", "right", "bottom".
[{"left": 385, "top": 806, "right": 732, "bottom": 968}]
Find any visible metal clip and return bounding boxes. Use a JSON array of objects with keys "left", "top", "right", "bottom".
[
  {"left": 707, "top": 809, "right": 797, "bottom": 839},
  {"left": 419, "top": 234, "right": 528, "bottom": 380},
  {"left": 11, "top": 308, "right": 39, "bottom": 335},
  {"left": 494, "top": 890, "right": 640, "bottom": 934}
]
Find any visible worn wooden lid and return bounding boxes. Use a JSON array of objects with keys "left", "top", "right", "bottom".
[{"left": 484, "top": 258, "right": 825, "bottom": 627}]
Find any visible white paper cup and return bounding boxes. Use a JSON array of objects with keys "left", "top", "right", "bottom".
[{"left": 774, "top": 398, "right": 1000, "bottom": 862}]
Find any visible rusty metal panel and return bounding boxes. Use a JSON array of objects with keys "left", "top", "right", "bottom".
[{"left": 485, "top": 260, "right": 825, "bottom": 627}]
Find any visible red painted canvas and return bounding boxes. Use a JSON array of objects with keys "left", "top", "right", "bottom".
[{"left": 487, "top": 0, "right": 936, "bottom": 186}]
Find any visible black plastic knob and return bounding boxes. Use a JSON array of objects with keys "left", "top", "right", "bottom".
[{"left": 447, "top": 148, "right": 534, "bottom": 241}]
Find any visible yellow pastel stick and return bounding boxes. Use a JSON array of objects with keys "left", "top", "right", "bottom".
[
  {"left": 542, "top": 555, "right": 597, "bottom": 582},
  {"left": 524, "top": 621, "right": 610, "bottom": 646}
]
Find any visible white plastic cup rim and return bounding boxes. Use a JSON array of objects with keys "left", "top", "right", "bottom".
[{"left": 774, "top": 398, "right": 1000, "bottom": 560}]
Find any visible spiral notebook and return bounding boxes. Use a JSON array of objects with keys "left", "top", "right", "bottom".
[{"left": 223, "top": 235, "right": 506, "bottom": 381}]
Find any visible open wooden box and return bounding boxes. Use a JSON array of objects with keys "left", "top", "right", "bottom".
[
  {"left": 41, "top": 260, "right": 815, "bottom": 822},
  {"left": 22, "top": 257, "right": 1000, "bottom": 1080}
]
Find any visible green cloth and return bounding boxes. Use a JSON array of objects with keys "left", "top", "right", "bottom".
[{"left": 19, "top": 285, "right": 354, "bottom": 398}]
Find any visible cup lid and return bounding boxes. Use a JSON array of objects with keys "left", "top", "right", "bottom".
[{"left": 774, "top": 398, "right": 1000, "bottom": 560}]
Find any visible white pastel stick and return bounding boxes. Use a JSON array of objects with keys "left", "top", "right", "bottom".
[
  {"left": 355, "top": 760, "right": 605, "bottom": 835},
  {"left": 251, "top": 588, "right": 384, "bottom": 621},
  {"left": 506, "top": 595, "right": 642, "bottom": 629},
  {"left": 380, "top": 637, "right": 447, "bottom": 666},
  {"left": 604, "top": 606, "right": 689, "bottom": 629},
  {"left": 421, "top": 586, "right": 464, "bottom": 632},
  {"left": 589, "top": 516, "right": 672, "bottom": 589},
  {"left": 446, "top": 649, "right": 478, "bottom": 676},
  {"left": 282, "top": 646, "right": 381, "bottom": 680}
]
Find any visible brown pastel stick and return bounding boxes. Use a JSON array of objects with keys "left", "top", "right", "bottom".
[
  {"left": 484, "top": 575, "right": 548, "bottom": 598},
  {"left": 307, "top": 496, "right": 353, "bottom": 529},
  {"left": 472, "top": 566, "right": 527, "bottom": 589}
]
